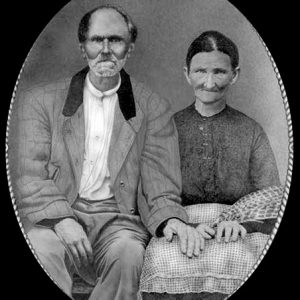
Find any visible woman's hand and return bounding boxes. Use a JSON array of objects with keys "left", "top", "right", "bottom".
[
  {"left": 195, "top": 224, "right": 215, "bottom": 250},
  {"left": 216, "top": 220, "right": 247, "bottom": 243}
]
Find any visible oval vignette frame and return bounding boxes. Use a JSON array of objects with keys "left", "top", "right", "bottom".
[{"left": 5, "top": 0, "right": 293, "bottom": 299}]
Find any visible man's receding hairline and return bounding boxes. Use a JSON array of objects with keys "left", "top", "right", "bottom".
[
  {"left": 91, "top": 7, "right": 124, "bottom": 19},
  {"left": 88, "top": 7, "right": 131, "bottom": 37},
  {"left": 78, "top": 4, "right": 137, "bottom": 44}
]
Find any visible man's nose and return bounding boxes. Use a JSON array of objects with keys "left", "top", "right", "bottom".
[{"left": 101, "top": 39, "right": 111, "bottom": 53}]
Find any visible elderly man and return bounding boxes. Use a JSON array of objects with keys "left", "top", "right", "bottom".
[{"left": 13, "top": 5, "right": 201, "bottom": 300}]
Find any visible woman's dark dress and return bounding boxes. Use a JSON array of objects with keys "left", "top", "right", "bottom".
[
  {"left": 174, "top": 104, "right": 280, "bottom": 205},
  {"left": 141, "top": 104, "right": 280, "bottom": 300},
  {"left": 174, "top": 104, "right": 280, "bottom": 233}
]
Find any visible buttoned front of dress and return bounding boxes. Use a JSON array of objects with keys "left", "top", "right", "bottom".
[{"left": 174, "top": 103, "right": 280, "bottom": 206}]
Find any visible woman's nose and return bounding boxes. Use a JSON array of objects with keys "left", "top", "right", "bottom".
[{"left": 204, "top": 73, "right": 215, "bottom": 89}]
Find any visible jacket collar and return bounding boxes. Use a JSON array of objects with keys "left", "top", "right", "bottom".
[{"left": 62, "top": 67, "right": 136, "bottom": 121}]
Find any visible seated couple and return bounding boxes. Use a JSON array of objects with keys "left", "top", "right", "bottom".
[{"left": 11, "top": 4, "right": 281, "bottom": 300}]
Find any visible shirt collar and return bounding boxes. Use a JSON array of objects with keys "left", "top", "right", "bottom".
[
  {"left": 63, "top": 67, "right": 136, "bottom": 120},
  {"left": 85, "top": 73, "right": 121, "bottom": 99}
]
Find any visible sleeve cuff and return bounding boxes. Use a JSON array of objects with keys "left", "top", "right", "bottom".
[
  {"left": 37, "top": 216, "right": 77, "bottom": 229},
  {"left": 25, "top": 200, "right": 76, "bottom": 226},
  {"left": 241, "top": 219, "right": 276, "bottom": 234},
  {"left": 147, "top": 205, "right": 189, "bottom": 237}
]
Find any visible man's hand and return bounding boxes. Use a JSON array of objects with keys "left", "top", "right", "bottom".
[
  {"left": 195, "top": 223, "right": 215, "bottom": 250},
  {"left": 163, "top": 218, "right": 201, "bottom": 258},
  {"left": 216, "top": 220, "right": 247, "bottom": 243},
  {"left": 54, "top": 218, "right": 93, "bottom": 267},
  {"left": 196, "top": 224, "right": 215, "bottom": 239}
]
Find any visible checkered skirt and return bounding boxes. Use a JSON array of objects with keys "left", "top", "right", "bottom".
[{"left": 139, "top": 187, "right": 282, "bottom": 295}]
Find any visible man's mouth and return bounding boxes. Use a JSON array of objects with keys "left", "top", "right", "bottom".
[
  {"left": 98, "top": 60, "right": 115, "bottom": 64},
  {"left": 95, "top": 61, "right": 116, "bottom": 68}
]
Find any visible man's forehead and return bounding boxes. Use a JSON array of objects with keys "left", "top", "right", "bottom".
[{"left": 88, "top": 8, "right": 130, "bottom": 38}]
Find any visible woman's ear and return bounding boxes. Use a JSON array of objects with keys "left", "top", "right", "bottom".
[
  {"left": 230, "top": 67, "right": 240, "bottom": 85},
  {"left": 184, "top": 66, "right": 191, "bottom": 85}
]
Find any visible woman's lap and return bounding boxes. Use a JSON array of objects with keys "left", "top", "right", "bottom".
[{"left": 139, "top": 204, "right": 269, "bottom": 296}]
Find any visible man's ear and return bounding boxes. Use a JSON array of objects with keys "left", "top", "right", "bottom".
[
  {"left": 184, "top": 66, "right": 191, "bottom": 85},
  {"left": 126, "top": 43, "right": 135, "bottom": 58},
  {"left": 230, "top": 67, "right": 240, "bottom": 85},
  {"left": 79, "top": 43, "right": 87, "bottom": 59}
]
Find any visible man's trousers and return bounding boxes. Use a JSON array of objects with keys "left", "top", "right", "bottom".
[{"left": 27, "top": 201, "right": 149, "bottom": 300}]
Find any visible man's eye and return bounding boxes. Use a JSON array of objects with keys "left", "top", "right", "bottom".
[
  {"left": 91, "top": 37, "right": 104, "bottom": 43},
  {"left": 214, "top": 69, "right": 227, "bottom": 74},
  {"left": 196, "top": 69, "right": 206, "bottom": 73},
  {"left": 109, "top": 37, "right": 123, "bottom": 43}
]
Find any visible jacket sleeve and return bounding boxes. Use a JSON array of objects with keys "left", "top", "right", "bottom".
[
  {"left": 11, "top": 88, "right": 75, "bottom": 228},
  {"left": 137, "top": 93, "right": 188, "bottom": 237}
]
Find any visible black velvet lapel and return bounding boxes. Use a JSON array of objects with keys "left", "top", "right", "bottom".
[
  {"left": 62, "top": 67, "right": 136, "bottom": 121},
  {"left": 62, "top": 66, "right": 89, "bottom": 117},
  {"left": 118, "top": 69, "right": 136, "bottom": 120}
]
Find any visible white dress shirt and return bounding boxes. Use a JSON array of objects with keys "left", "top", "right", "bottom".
[{"left": 78, "top": 74, "right": 121, "bottom": 200}]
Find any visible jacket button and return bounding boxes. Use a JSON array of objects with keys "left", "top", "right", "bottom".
[
  {"left": 130, "top": 208, "right": 135, "bottom": 214},
  {"left": 120, "top": 181, "right": 125, "bottom": 187}
]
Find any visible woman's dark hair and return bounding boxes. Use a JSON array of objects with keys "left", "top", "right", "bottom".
[
  {"left": 78, "top": 4, "right": 138, "bottom": 44},
  {"left": 186, "top": 30, "right": 239, "bottom": 72}
]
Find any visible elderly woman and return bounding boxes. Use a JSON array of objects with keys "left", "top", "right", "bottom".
[{"left": 140, "top": 31, "right": 282, "bottom": 300}]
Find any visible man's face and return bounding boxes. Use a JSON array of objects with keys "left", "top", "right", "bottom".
[
  {"left": 81, "top": 9, "right": 134, "bottom": 77},
  {"left": 184, "top": 50, "right": 239, "bottom": 104}
]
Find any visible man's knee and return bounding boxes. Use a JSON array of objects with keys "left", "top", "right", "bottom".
[
  {"left": 27, "top": 226, "right": 66, "bottom": 259},
  {"left": 27, "top": 227, "right": 73, "bottom": 297},
  {"left": 117, "top": 235, "right": 144, "bottom": 257},
  {"left": 105, "top": 233, "right": 145, "bottom": 270}
]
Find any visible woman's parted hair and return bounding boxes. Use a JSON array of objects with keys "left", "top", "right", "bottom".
[{"left": 186, "top": 30, "right": 239, "bottom": 72}]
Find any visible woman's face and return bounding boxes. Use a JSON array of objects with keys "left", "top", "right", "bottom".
[{"left": 184, "top": 50, "right": 239, "bottom": 104}]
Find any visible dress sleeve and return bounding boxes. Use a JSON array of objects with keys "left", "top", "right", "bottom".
[
  {"left": 249, "top": 124, "right": 281, "bottom": 189},
  {"left": 241, "top": 219, "right": 276, "bottom": 234},
  {"left": 245, "top": 125, "right": 281, "bottom": 233}
]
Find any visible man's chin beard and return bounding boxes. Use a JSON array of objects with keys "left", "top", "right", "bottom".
[
  {"left": 91, "top": 68, "right": 119, "bottom": 77},
  {"left": 88, "top": 57, "right": 127, "bottom": 78}
]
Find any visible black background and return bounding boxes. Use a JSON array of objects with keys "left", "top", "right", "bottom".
[{"left": 1, "top": 1, "right": 298, "bottom": 299}]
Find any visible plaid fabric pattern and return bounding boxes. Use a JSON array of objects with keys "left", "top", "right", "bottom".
[
  {"left": 139, "top": 202, "right": 270, "bottom": 295},
  {"left": 213, "top": 185, "right": 283, "bottom": 225}
]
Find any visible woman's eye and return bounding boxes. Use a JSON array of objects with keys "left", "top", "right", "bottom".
[{"left": 195, "top": 69, "right": 206, "bottom": 74}]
